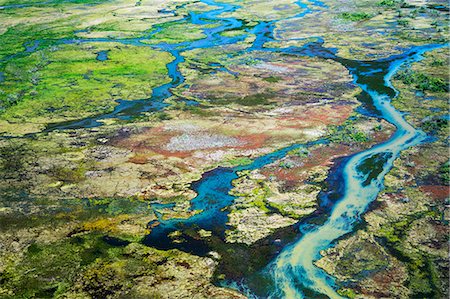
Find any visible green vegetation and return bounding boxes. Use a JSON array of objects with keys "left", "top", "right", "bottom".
[
  {"left": 0, "top": 234, "right": 118, "bottom": 298},
  {"left": 0, "top": 43, "right": 173, "bottom": 123},
  {"left": 262, "top": 76, "right": 282, "bottom": 83},
  {"left": 339, "top": 12, "right": 373, "bottom": 22},
  {"left": 377, "top": 0, "right": 399, "bottom": 7},
  {"left": 397, "top": 19, "right": 409, "bottom": 27},
  {"left": 239, "top": 93, "right": 273, "bottom": 106},
  {"left": 172, "top": 102, "right": 218, "bottom": 117},
  {"left": 0, "top": 140, "right": 32, "bottom": 179},
  {"left": 146, "top": 21, "right": 208, "bottom": 44},
  {"left": 84, "top": 197, "right": 153, "bottom": 217},
  {"left": 430, "top": 58, "right": 445, "bottom": 67},
  {"left": 421, "top": 117, "right": 448, "bottom": 134},
  {"left": 49, "top": 164, "right": 89, "bottom": 184},
  {"left": 152, "top": 111, "right": 173, "bottom": 121},
  {"left": 337, "top": 288, "right": 357, "bottom": 299},
  {"left": 0, "top": 0, "right": 448, "bottom": 298},
  {"left": 0, "top": 0, "right": 107, "bottom": 6},
  {"left": 279, "top": 160, "right": 294, "bottom": 169},
  {"left": 439, "top": 161, "right": 449, "bottom": 184},
  {"left": 377, "top": 213, "right": 444, "bottom": 298},
  {"left": 243, "top": 182, "right": 272, "bottom": 213},
  {"left": 0, "top": 24, "right": 73, "bottom": 61},
  {"left": 395, "top": 70, "right": 448, "bottom": 93},
  {"left": 219, "top": 29, "right": 246, "bottom": 37},
  {"left": 288, "top": 147, "right": 309, "bottom": 158},
  {"left": 334, "top": 239, "right": 389, "bottom": 278},
  {"left": 225, "top": 156, "right": 253, "bottom": 166},
  {"left": 230, "top": 175, "right": 273, "bottom": 213},
  {"left": 356, "top": 152, "right": 392, "bottom": 186},
  {"left": 0, "top": 233, "right": 172, "bottom": 298},
  {"left": 328, "top": 118, "right": 370, "bottom": 143}
]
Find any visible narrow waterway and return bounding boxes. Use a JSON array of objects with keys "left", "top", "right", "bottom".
[{"left": 143, "top": 139, "right": 326, "bottom": 253}]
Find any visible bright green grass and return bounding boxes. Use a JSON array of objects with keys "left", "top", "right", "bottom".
[
  {"left": 0, "top": 23, "right": 75, "bottom": 61},
  {"left": 339, "top": 12, "right": 373, "bottom": 22},
  {"left": 0, "top": 42, "right": 173, "bottom": 123},
  {"left": 144, "top": 21, "right": 213, "bottom": 44}
]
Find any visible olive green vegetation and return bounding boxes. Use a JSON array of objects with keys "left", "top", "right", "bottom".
[
  {"left": 182, "top": 46, "right": 236, "bottom": 68},
  {"left": 376, "top": 0, "right": 415, "bottom": 8},
  {"left": 391, "top": 49, "right": 449, "bottom": 138},
  {"left": 339, "top": 12, "right": 373, "bottom": 22},
  {"left": 334, "top": 239, "right": 389, "bottom": 279},
  {"left": 395, "top": 69, "right": 449, "bottom": 93},
  {"left": 239, "top": 93, "right": 273, "bottom": 106},
  {"left": 377, "top": 0, "right": 398, "bottom": 7},
  {"left": 0, "top": 43, "right": 173, "bottom": 123},
  {"left": 0, "top": 191, "right": 160, "bottom": 297},
  {"left": 279, "top": 160, "right": 294, "bottom": 169},
  {"left": 377, "top": 212, "right": 443, "bottom": 298},
  {"left": 0, "top": 140, "right": 33, "bottom": 179},
  {"left": 287, "top": 147, "right": 309, "bottom": 158},
  {"left": 337, "top": 288, "right": 357, "bottom": 299},
  {"left": 49, "top": 163, "right": 89, "bottom": 184},
  {"left": 327, "top": 118, "right": 370, "bottom": 144},
  {"left": 439, "top": 161, "right": 449, "bottom": 185},
  {"left": 0, "top": 233, "right": 170, "bottom": 298},
  {"left": 421, "top": 117, "right": 448, "bottom": 134},
  {"left": 210, "top": 93, "right": 274, "bottom": 107},
  {"left": 1, "top": 233, "right": 117, "bottom": 298},
  {"left": 262, "top": 76, "right": 282, "bottom": 83},
  {"left": 230, "top": 173, "right": 273, "bottom": 214},
  {"left": 145, "top": 21, "right": 209, "bottom": 44},
  {"left": 225, "top": 156, "right": 253, "bottom": 167},
  {"left": 0, "top": 195, "right": 153, "bottom": 233},
  {"left": 219, "top": 29, "right": 246, "bottom": 37},
  {"left": 171, "top": 102, "right": 219, "bottom": 117},
  {"left": 357, "top": 152, "right": 392, "bottom": 186},
  {"left": 0, "top": 23, "right": 73, "bottom": 61},
  {"left": 83, "top": 197, "right": 154, "bottom": 217}
]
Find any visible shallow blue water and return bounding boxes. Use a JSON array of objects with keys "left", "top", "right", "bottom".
[
  {"left": 143, "top": 140, "right": 325, "bottom": 250},
  {"left": 95, "top": 50, "right": 108, "bottom": 61}
]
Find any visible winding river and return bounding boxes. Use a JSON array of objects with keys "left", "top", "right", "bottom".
[
  {"left": 266, "top": 44, "right": 445, "bottom": 299},
  {"left": 4, "top": 0, "right": 446, "bottom": 297}
]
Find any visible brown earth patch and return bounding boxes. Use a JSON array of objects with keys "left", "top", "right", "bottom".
[
  {"left": 419, "top": 185, "right": 450, "bottom": 201},
  {"left": 277, "top": 105, "right": 355, "bottom": 128}
]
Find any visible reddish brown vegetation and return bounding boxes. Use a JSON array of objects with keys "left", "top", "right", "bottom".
[{"left": 419, "top": 185, "right": 450, "bottom": 201}]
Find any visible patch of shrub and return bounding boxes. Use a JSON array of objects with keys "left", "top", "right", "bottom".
[
  {"left": 340, "top": 12, "right": 373, "bottom": 21},
  {"left": 395, "top": 70, "right": 448, "bottom": 92}
]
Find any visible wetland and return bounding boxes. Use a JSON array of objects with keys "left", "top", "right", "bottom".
[{"left": 0, "top": 0, "right": 448, "bottom": 298}]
